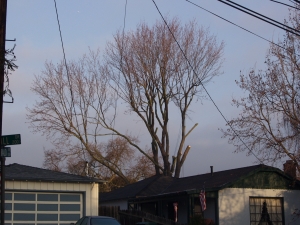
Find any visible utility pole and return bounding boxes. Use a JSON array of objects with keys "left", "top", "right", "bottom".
[{"left": 0, "top": 0, "right": 7, "bottom": 225}]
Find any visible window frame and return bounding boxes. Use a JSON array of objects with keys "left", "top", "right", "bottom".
[{"left": 249, "top": 196, "right": 285, "bottom": 225}]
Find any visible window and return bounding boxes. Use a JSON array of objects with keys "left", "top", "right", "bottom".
[{"left": 249, "top": 197, "right": 284, "bottom": 225}]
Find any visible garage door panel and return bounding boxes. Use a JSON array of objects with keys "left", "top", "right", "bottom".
[
  {"left": 37, "top": 194, "right": 58, "bottom": 202},
  {"left": 5, "top": 192, "right": 83, "bottom": 225},
  {"left": 14, "top": 213, "right": 35, "bottom": 221},
  {"left": 60, "top": 194, "right": 80, "bottom": 202},
  {"left": 37, "top": 214, "right": 58, "bottom": 221},
  {"left": 37, "top": 204, "right": 58, "bottom": 211},
  {"left": 60, "top": 214, "right": 80, "bottom": 221},
  {"left": 14, "top": 203, "right": 35, "bottom": 211},
  {"left": 14, "top": 193, "right": 35, "bottom": 201},
  {"left": 60, "top": 204, "right": 80, "bottom": 211}
]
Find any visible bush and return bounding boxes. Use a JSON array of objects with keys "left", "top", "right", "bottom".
[{"left": 188, "top": 215, "right": 215, "bottom": 225}]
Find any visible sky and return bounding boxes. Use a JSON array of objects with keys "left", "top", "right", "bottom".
[{"left": 2, "top": 0, "right": 293, "bottom": 177}]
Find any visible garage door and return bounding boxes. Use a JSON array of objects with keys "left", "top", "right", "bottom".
[{"left": 4, "top": 192, "right": 83, "bottom": 225}]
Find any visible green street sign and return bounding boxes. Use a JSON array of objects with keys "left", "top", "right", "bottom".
[
  {"left": 1, "top": 134, "right": 21, "bottom": 146},
  {"left": 1, "top": 147, "right": 11, "bottom": 157}
]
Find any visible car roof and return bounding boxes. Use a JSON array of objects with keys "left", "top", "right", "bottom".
[{"left": 87, "top": 216, "right": 116, "bottom": 219}]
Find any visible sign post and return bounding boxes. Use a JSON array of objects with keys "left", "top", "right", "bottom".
[
  {"left": 1, "top": 134, "right": 21, "bottom": 145},
  {"left": 0, "top": 134, "right": 19, "bottom": 223},
  {"left": 0, "top": 147, "right": 10, "bottom": 157}
]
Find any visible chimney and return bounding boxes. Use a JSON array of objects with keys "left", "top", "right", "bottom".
[
  {"left": 85, "top": 161, "right": 89, "bottom": 177},
  {"left": 210, "top": 166, "right": 213, "bottom": 176},
  {"left": 283, "top": 160, "right": 296, "bottom": 178}
]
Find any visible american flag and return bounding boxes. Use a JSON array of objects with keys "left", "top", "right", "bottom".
[{"left": 199, "top": 189, "right": 206, "bottom": 211}]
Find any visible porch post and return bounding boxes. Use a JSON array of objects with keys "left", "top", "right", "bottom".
[
  {"left": 188, "top": 194, "right": 194, "bottom": 223},
  {"left": 158, "top": 200, "right": 163, "bottom": 217},
  {"left": 216, "top": 191, "right": 219, "bottom": 225}
]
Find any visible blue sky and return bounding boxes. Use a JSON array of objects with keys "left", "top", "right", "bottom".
[{"left": 3, "top": 0, "right": 292, "bottom": 176}]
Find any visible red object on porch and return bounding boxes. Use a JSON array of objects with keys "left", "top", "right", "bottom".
[
  {"left": 199, "top": 189, "right": 206, "bottom": 211},
  {"left": 173, "top": 202, "right": 178, "bottom": 222}
]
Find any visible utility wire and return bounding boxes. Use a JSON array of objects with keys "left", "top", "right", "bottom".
[
  {"left": 151, "top": 0, "right": 264, "bottom": 163},
  {"left": 221, "top": 0, "right": 298, "bottom": 32},
  {"left": 54, "top": 0, "right": 85, "bottom": 156},
  {"left": 186, "top": 0, "right": 300, "bottom": 57},
  {"left": 111, "top": 0, "right": 128, "bottom": 141},
  {"left": 54, "top": 0, "right": 75, "bottom": 116},
  {"left": 186, "top": 1, "right": 286, "bottom": 53},
  {"left": 291, "top": 0, "right": 300, "bottom": 4},
  {"left": 270, "top": 0, "right": 300, "bottom": 10},
  {"left": 120, "top": 0, "right": 128, "bottom": 69},
  {"left": 218, "top": 0, "right": 300, "bottom": 36}
]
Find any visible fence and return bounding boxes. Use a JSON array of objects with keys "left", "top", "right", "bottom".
[
  {"left": 119, "top": 209, "right": 185, "bottom": 225},
  {"left": 99, "top": 207, "right": 186, "bottom": 225},
  {"left": 99, "top": 206, "right": 120, "bottom": 221}
]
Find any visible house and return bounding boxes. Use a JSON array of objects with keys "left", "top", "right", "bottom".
[
  {"left": 100, "top": 162, "right": 300, "bottom": 225},
  {"left": 3, "top": 163, "right": 102, "bottom": 225}
]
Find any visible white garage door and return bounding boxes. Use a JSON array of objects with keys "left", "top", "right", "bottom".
[{"left": 4, "top": 192, "right": 83, "bottom": 225}]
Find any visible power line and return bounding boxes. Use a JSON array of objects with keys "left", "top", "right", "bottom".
[
  {"left": 186, "top": 0, "right": 300, "bottom": 58},
  {"left": 110, "top": 0, "right": 128, "bottom": 142},
  {"left": 186, "top": 1, "right": 285, "bottom": 52},
  {"left": 120, "top": 0, "right": 128, "bottom": 69},
  {"left": 270, "top": 0, "right": 300, "bottom": 10},
  {"left": 53, "top": 0, "right": 85, "bottom": 155},
  {"left": 217, "top": 0, "right": 300, "bottom": 36},
  {"left": 151, "top": 0, "right": 264, "bottom": 163},
  {"left": 53, "top": 0, "right": 73, "bottom": 111},
  {"left": 221, "top": 0, "right": 299, "bottom": 32},
  {"left": 291, "top": 0, "right": 300, "bottom": 4},
  {"left": 122, "top": 0, "right": 128, "bottom": 37}
]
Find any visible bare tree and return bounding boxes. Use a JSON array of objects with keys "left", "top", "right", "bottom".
[
  {"left": 106, "top": 18, "right": 224, "bottom": 177},
  {"left": 43, "top": 136, "right": 155, "bottom": 191},
  {"left": 28, "top": 50, "right": 154, "bottom": 185},
  {"left": 27, "top": 17, "right": 224, "bottom": 181},
  {"left": 221, "top": 8, "right": 300, "bottom": 173}
]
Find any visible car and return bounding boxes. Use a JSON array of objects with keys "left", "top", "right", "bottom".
[
  {"left": 136, "top": 222, "right": 157, "bottom": 225},
  {"left": 71, "top": 216, "right": 121, "bottom": 225}
]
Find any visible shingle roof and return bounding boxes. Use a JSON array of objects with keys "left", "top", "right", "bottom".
[
  {"left": 100, "top": 164, "right": 288, "bottom": 202},
  {"left": 100, "top": 175, "right": 172, "bottom": 202},
  {"left": 4, "top": 163, "right": 102, "bottom": 183},
  {"left": 164, "top": 164, "right": 267, "bottom": 193}
]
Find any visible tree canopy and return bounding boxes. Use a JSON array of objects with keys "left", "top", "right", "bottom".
[
  {"left": 27, "top": 17, "right": 224, "bottom": 188},
  {"left": 221, "top": 8, "right": 300, "bottom": 173}
]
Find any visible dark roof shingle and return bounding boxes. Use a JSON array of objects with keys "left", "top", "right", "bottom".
[
  {"left": 100, "top": 164, "right": 288, "bottom": 202},
  {"left": 5, "top": 163, "right": 102, "bottom": 183}
]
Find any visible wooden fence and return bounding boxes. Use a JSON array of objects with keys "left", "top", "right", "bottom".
[
  {"left": 99, "top": 207, "right": 186, "bottom": 225},
  {"left": 119, "top": 209, "right": 185, "bottom": 225},
  {"left": 99, "top": 206, "right": 120, "bottom": 221}
]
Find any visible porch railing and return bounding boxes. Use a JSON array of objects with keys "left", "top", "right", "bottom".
[{"left": 119, "top": 209, "right": 186, "bottom": 225}]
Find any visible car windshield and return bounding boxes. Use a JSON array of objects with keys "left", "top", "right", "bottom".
[{"left": 90, "top": 218, "right": 120, "bottom": 225}]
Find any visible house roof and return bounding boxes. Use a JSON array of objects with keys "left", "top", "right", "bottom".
[
  {"left": 4, "top": 163, "right": 102, "bottom": 184},
  {"left": 100, "top": 175, "right": 174, "bottom": 202},
  {"left": 100, "top": 164, "right": 298, "bottom": 202},
  {"left": 165, "top": 164, "right": 268, "bottom": 193}
]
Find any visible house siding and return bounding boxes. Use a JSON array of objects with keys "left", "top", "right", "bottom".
[{"left": 218, "top": 188, "right": 300, "bottom": 225}]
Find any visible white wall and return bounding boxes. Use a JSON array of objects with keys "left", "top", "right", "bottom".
[
  {"left": 218, "top": 188, "right": 300, "bottom": 225},
  {"left": 5, "top": 180, "right": 99, "bottom": 216}
]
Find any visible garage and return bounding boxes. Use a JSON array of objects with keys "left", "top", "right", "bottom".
[{"left": 4, "top": 163, "right": 101, "bottom": 225}]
